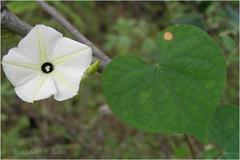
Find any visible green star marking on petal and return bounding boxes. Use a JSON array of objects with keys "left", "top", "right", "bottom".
[{"left": 36, "top": 26, "right": 48, "bottom": 63}]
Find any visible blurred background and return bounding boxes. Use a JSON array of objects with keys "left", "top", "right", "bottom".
[{"left": 1, "top": 1, "right": 239, "bottom": 159}]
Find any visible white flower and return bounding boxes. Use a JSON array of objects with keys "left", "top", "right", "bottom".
[{"left": 2, "top": 24, "right": 92, "bottom": 103}]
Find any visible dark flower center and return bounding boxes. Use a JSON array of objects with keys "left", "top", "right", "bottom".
[{"left": 41, "top": 62, "right": 54, "bottom": 73}]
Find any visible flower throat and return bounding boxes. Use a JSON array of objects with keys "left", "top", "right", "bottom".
[{"left": 41, "top": 62, "right": 54, "bottom": 73}]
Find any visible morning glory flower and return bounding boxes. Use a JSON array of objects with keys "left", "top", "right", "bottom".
[{"left": 2, "top": 24, "right": 92, "bottom": 103}]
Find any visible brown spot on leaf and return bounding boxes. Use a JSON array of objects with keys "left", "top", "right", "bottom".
[{"left": 164, "top": 32, "right": 173, "bottom": 41}]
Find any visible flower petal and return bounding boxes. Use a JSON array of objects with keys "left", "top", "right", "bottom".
[
  {"left": 2, "top": 48, "right": 40, "bottom": 86},
  {"left": 51, "top": 69, "right": 77, "bottom": 101},
  {"left": 15, "top": 75, "right": 57, "bottom": 103},
  {"left": 33, "top": 76, "right": 57, "bottom": 101},
  {"left": 18, "top": 24, "right": 63, "bottom": 63},
  {"left": 50, "top": 37, "right": 91, "bottom": 64}
]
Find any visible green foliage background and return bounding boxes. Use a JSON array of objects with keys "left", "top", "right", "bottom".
[{"left": 1, "top": 1, "right": 239, "bottom": 159}]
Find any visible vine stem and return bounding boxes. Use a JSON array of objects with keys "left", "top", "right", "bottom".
[
  {"left": 213, "top": 150, "right": 223, "bottom": 159},
  {"left": 184, "top": 134, "right": 197, "bottom": 159}
]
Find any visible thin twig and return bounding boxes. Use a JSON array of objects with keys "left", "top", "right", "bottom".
[
  {"left": 184, "top": 134, "right": 197, "bottom": 159},
  {"left": 1, "top": 1, "right": 32, "bottom": 37},
  {"left": 36, "top": 1, "right": 111, "bottom": 72}
]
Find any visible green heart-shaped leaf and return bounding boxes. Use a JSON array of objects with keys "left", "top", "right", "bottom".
[
  {"left": 208, "top": 105, "right": 239, "bottom": 159},
  {"left": 103, "top": 25, "right": 226, "bottom": 142}
]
